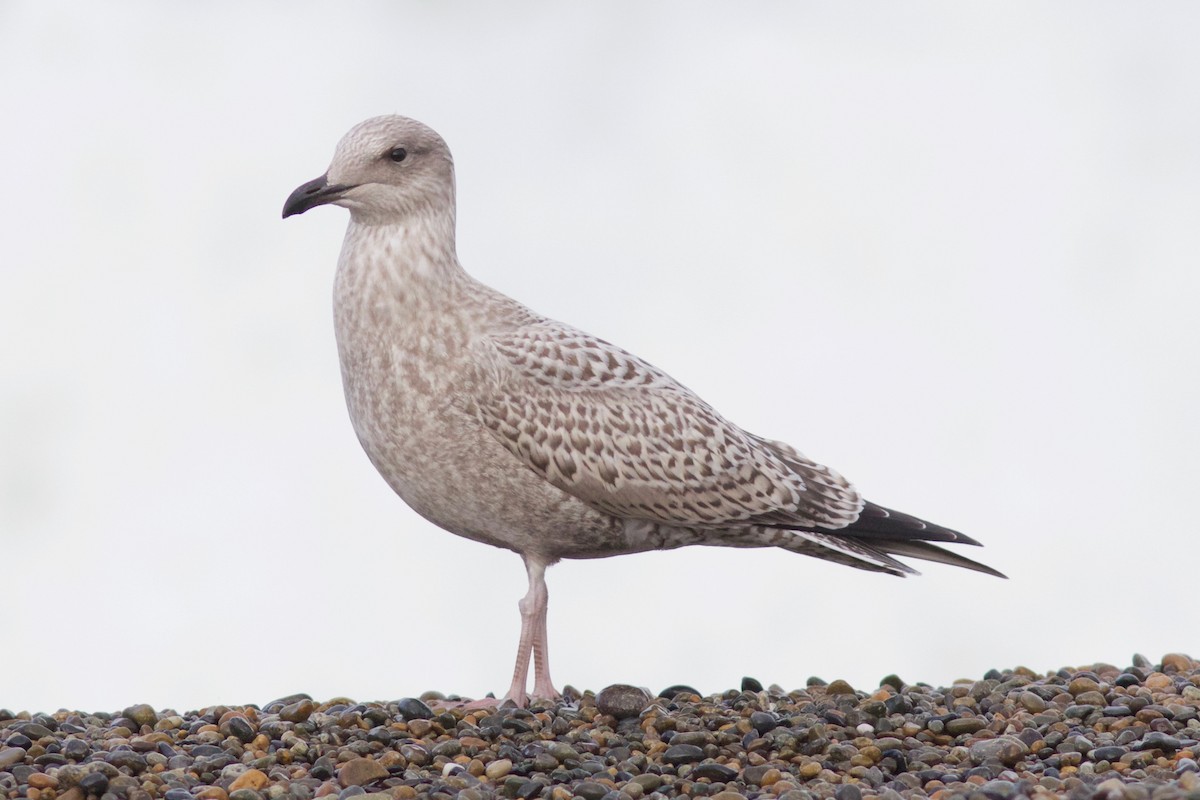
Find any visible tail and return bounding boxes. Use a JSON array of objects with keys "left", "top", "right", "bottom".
[{"left": 761, "top": 500, "right": 1006, "bottom": 578}]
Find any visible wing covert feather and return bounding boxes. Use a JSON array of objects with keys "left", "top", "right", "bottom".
[{"left": 468, "top": 322, "right": 862, "bottom": 529}]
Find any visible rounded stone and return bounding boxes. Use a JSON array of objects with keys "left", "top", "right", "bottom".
[
  {"left": 663, "top": 744, "right": 705, "bottom": 765},
  {"left": 395, "top": 698, "right": 433, "bottom": 721},
  {"left": 0, "top": 747, "right": 26, "bottom": 768},
  {"left": 337, "top": 758, "right": 388, "bottom": 788},
  {"left": 595, "top": 685, "right": 651, "bottom": 720},
  {"left": 749, "top": 712, "right": 777, "bottom": 734},
  {"left": 573, "top": 782, "right": 608, "bottom": 800},
  {"left": 280, "top": 700, "right": 315, "bottom": 723},
  {"left": 946, "top": 717, "right": 987, "bottom": 736},
  {"left": 224, "top": 716, "right": 256, "bottom": 744},
  {"left": 691, "top": 763, "right": 737, "bottom": 782},
  {"left": 1018, "top": 692, "right": 1047, "bottom": 712},
  {"left": 229, "top": 769, "right": 268, "bottom": 792},
  {"left": 1090, "top": 746, "right": 1127, "bottom": 762},
  {"left": 122, "top": 705, "right": 159, "bottom": 729},
  {"left": 969, "top": 736, "right": 1029, "bottom": 766},
  {"left": 1162, "top": 653, "right": 1193, "bottom": 673}
]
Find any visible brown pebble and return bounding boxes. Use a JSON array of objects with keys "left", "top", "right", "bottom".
[
  {"left": 280, "top": 700, "right": 315, "bottom": 723},
  {"left": 1146, "top": 673, "right": 1173, "bottom": 689},
  {"left": 1163, "top": 653, "right": 1194, "bottom": 673},
  {"left": 758, "top": 768, "right": 782, "bottom": 786},
  {"left": 195, "top": 788, "right": 228, "bottom": 800},
  {"left": 338, "top": 757, "right": 388, "bottom": 788},
  {"left": 484, "top": 758, "right": 512, "bottom": 780},
  {"left": 1067, "top": 677, "right": 1100, "bottom": 696},
  {"left": 826, "top": 679, "right": 856, "bottom": 695},
  {"left": 28, "top": 774, "right": 57, "bottom": 789},
  {"left": 799, "top": 762, "right": 822, "bottom": 778},
  {"left": 228, "top": 770, "right": 268, "bottom": 792},
  {"left": 711, "top": 792, "right": 748, "bottom": 800}
]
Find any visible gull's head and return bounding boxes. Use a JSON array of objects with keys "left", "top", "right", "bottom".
[{"left": 283, "top": 115, "right": 455, "bottom": 224}]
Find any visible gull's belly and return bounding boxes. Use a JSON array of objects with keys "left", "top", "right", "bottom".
[{"left": 336, "top": 346, "right": 631, "bottom": 559}]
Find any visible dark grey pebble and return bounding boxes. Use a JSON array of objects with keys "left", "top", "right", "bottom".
[
  {"left": 310, "top": 756, "right": 335, "bottom": 779},
  {"left": 191, "top": 745, "right": 225, "bottom": 758},
  {"left": 264, "top": 692, "right": 312, "bottom": 712},
  {"left": 662, "top": 744, "right": 705, "bottom": 765},
  {"left": 658, "top": 685, "right": 700, "bottom": 699},
  {"left": 835, "top": 784, "right": 863, "bottom": 800},
  {"left": 80, "top": 772, "right": 111, "bottom": 795},
  {"left": 396, "top": 698, "right": 433, "bottom": 721},
  {"left": 63, "top": 739, "right": 91, "bottom": 760},
  {"left": 366, "top": 726, "right": 392, "bottom": 744},
  {"left": 691, "top": 763, "right": 738, "bottom": 781},
  {"left": 744, "top": 765, "right": 776, "bottom": 785},
  {"left": 946, "top": 717, "right": 988, "bottom": 735},
  {"left": 5, "top": 734, "right": 33, "bottom": 749},
  {"left": 1115, "top": 673, "right": 1141, "bottom": 688},
  {"left": 14, "top": 723, "right": 54, "bottom": 740},
  {"left": 230, "top": 790, "right": 264, "bottom": 800},
  {"left": 669, "top": 731, "right": 710, "bottom": 747},
  {"left": 516, "top": 779, "right": 545, "bottom": 800},
  {"left": 741, "top": 677, "right": 763, "bottom": 692},
  {"left": 163, "top": 789, "right": 190, "bottom": 800},
  {"left": 969, "top": 736, "right": 1029, "bottom": 766},
  {"left": 431, "top": 740, "right": 462, "bottom": 758},
  {"left": 1138, "top": 732, "right": 1183, "bottom": 751},
  {"left": 107, "top": 751, "right": 147, "bottom": 771},
  {"left": 1090, "top": 746, "right": 1127, "bottom": 762},
  {"left": 749, "top": 711, "right": 777, "bottom": 734},
  {"left": 977, "top": 779, "right": 1020, "bottom": 798},
  {"left": 226, "top": 716, "right": 256, "bottom": 743},
  {"left": 573, "top": 781, "right": 609, "bottom": 800},
  {"left": 595, "top": 685, "right": 651, "bottom": 720}
]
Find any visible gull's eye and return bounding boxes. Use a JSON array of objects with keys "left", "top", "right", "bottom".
[{"left": 388, "top": 147, "right": 408, "bottom": 163}]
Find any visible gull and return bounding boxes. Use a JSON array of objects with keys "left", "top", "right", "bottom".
[{"left": 283, "top": 115, "right": 1003, "bottom": 707}]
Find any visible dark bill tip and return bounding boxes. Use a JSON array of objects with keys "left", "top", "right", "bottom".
[{"left": 282, "top": 174, "right": 354, "bottom": 219}]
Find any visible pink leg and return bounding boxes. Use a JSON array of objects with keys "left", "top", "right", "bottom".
[{"left": 494, "top": 555, "right": 559, "bottom": 707}]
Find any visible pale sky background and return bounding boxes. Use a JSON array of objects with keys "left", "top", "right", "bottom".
[{"left": 2, "top": 2, "right": 1198, "bottom": 714}]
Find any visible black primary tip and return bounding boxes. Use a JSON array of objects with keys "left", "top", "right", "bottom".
[{"left": 282, "top": 174, "right": 353, "bottom": 218}]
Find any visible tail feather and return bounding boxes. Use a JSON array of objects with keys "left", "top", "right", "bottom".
[{"left": 870, "top": 538, "right": 1007, "bottom": 578}]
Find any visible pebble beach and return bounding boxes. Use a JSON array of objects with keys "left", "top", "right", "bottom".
[{"left": 4, "top": 654, "right": 1200, "bottom": 800}]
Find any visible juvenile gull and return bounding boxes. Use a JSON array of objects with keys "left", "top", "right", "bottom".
[{"left": 283, "top": 115, "right": 1003, "bottom": 707}]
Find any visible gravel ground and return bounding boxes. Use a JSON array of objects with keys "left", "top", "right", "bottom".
[{"left": 4, "top": 653, "right": 1200, "bottom": 800}]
